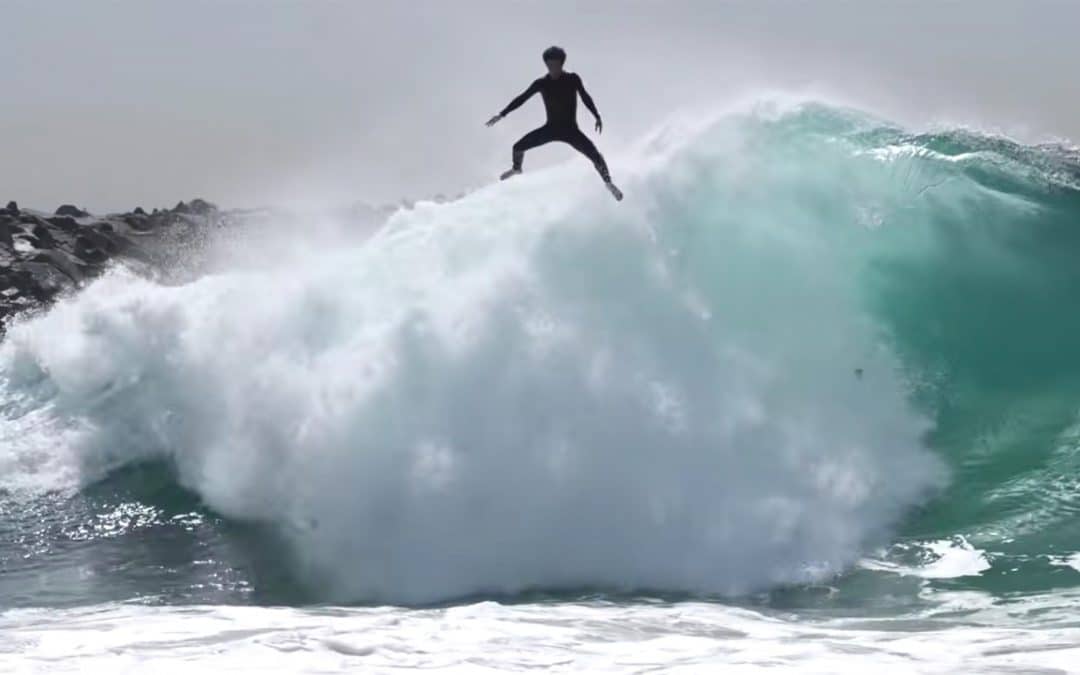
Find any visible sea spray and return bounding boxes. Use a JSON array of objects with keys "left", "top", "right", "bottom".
[{"left": 0, "top": 103, "right": 948, "bottom": 603}]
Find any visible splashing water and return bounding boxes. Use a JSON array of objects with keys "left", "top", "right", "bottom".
[{"left": 0, "top": 102, "right": 952, "bottom": 605}]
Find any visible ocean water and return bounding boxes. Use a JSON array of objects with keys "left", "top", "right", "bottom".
[{"left": 3, "top": 101, "right": 1080, "bottom": 672}]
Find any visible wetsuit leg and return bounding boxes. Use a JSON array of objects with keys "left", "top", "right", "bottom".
[
  {"left": 564, "top": 128, "right": 611, "bottom": 182},
  {"left": 512, "top": 125, "right": 559, "bottom": 170}
]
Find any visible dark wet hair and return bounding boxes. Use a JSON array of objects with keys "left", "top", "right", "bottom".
[{"left": 542, "top": 46, "right": 566, "bottom": 63}]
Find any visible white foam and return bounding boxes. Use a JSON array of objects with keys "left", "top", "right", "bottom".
[
  {"left": 861, "top": 537, "right": 991, "bottom": 579},
  {"left": 1048, "top": 553, "right": 1080, "bottom": 573},
  {"left": 4, "top": 599, "right": 1080, "bottom": 674}
]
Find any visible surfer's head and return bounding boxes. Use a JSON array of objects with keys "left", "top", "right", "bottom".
[{"left": 543, "top": 46, "right": 566, "bottom": 75}]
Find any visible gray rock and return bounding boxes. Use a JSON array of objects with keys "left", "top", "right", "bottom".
[
  {"left": 31, "top": 224, "right": 56, "bottom": 249},
  {"left": 28, "top": 250, "right": 85, "bottom": 285},
  {"left": 55, "top": 204, "right": 90, "bottom": 218},
  {"left": 46, "top": 216, "right": 80, "bottom": 233},
  {"left": 188, "top": 198, "right": 217, "bottom": 215}
]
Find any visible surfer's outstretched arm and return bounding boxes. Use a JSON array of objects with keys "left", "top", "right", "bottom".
[
  {"left": 487, "top": 80, "right": 541, "bottom": 126},
  {"left": 575, "top": 75, "right": 603, "bottom": 133}
]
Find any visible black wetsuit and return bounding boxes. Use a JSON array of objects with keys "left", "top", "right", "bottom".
[{"left": 499, "top": 72, "right": 611, "bottom": 181}]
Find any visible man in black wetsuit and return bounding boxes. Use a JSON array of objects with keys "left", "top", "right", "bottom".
[{"left": 486, "top": 46, "right": 623, "bottom": 201}]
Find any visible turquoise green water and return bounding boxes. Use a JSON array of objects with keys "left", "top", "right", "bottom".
[{"left": 678, "top": 106, "right": 1080, "bottom": 602}]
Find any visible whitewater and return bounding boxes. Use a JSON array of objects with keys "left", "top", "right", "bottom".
[{"left": 4, "top": 101, "right": 1080, "bottom": 672}]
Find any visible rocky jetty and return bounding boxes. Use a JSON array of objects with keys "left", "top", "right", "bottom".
[
  {"left": 0, "top": 192, "right": 457, "bottom": 336},
  {"left": 0, "top": 199, "right": 231, "bottom": 333}
]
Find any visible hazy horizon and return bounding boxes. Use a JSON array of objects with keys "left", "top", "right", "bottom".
[{"left": 3, "top": 1, "right": 1078, "bottom": 213}]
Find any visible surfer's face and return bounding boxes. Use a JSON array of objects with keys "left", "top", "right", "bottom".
[{"left": 545, "top": 59, "right": 564, "bottom": 76}]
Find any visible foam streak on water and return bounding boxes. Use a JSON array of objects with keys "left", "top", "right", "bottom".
[{"left": 4, "top": 599, "right": 1080, "bottom": 674}]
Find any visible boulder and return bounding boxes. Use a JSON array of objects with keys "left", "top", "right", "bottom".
[
  {"left": 11, "top": 262, "right": 71, "bottom": 301},
  {"left": 28, "top": 250, "right": 84, "bottom": 284},
  {"left": 73, "top": 235, "right": 109, "bottom": 264},
  {"left": 123, "top": 213, "right": 154, "bottom": 233},
  {"left": 188, "top": 198, "right": 217, "bottom": 215},
  {"left": 31, "top": 224, "right": 56, "bottom": 249},
  {"left": 78, "top": 228, "right": 119, "bottom": 255},
  {"left": 55, "top": 205, "right": 90, "bottom": 218},
  {"left": 46, "top": 216, "right": 80, "bottom": 233}
]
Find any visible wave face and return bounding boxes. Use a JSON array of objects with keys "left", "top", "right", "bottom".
[{"left": 18, "top": 100, "right": 1080, "bottom": 604}]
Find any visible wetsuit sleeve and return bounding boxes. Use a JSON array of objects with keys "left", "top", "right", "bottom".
[
  {"left": 575, "top": 75, "right": 601, "bottom": 120},
  {"left": 499, "top": 79, "right": 541, "bottom": 117}
]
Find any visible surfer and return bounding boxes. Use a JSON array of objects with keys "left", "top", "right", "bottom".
[{"left": 486, "top": 46, "right": 623, "bottom": 201}]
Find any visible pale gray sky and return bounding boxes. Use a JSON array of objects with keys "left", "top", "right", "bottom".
[{"left": 2, "top": 1, "right": 1077, "bottom": 212}]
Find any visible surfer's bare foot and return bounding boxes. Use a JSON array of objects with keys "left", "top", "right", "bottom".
[
  {"left": 605, "top": 182, "right": 624, "bottom": 201},
  {"left": 500, "top": 168, "right": 522, "bottom": 181}
]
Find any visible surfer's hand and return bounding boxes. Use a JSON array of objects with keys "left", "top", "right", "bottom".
[
  {"left": 486, "top": 114, "right": 503, "bottom": 127},
  {"left": 595, "top": 118, "right": 603, "bottom": 134}
]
